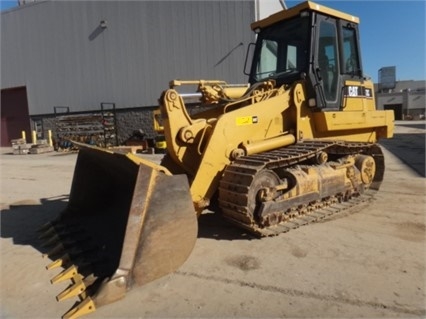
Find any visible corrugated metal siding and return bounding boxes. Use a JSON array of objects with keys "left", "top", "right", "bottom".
[{"left": 1, "top": 1, "right": 255, "bottom": 115}]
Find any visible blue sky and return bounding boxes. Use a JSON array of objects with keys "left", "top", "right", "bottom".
[
  {"left": 0, "top": 0, "right": 16, "bottom": 11},
  {"left": 286, "top": 0, "right": 426, "bottom": 83},
  {"left": 1, "top": 0, "right": 425, "bottom": 83}
]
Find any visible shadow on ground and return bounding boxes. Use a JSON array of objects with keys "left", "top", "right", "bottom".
[
  {"left": 0, "top": 194, "right": 253, "bottom": 266},
  {"left": 2, "top": 126, "right": 423, "bottom": 255},
  {"left": 380, "top": 132, "right": 425, "bottom": 177},
  {"left": 396, "top": 123, "right": 426, "bottom": 130},
  {"left": 197, "top": 211, "right": 257, "bottom": 240},
  {"left": 0, "top": 196, "right": 67, "bottom": 252}
]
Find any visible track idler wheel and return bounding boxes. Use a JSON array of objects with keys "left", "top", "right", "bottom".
[
  {"left": 355, "top": 155, "right": 376, "bottom": 188},
  {"left": 247, "top": 170, "right": 283, "bottom": 227}
]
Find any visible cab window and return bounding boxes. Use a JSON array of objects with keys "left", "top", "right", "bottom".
[
  {"left": 342, "top": 26, "right": 361, "bottom": 76},
  {"left": 318, "top": 20, "right": 339, "bottom": 102}
]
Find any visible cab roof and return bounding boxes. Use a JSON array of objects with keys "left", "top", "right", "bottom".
[{"left": 251, "top": 1, "right": 359, "bottom": 30}]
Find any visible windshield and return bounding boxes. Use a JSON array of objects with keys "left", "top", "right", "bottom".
[{"left": 250, "top": 16, "right": 310, "bottom": 83}]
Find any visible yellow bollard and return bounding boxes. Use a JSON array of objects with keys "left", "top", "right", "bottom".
[
  {"left": 21, "top": 131, "right": 26, "bottom": 142},
  {"left": 32, "top": 130, "right": 37, "bottom": 144},
  {"left": 48, "top": 130, "right": 53, "bottom": 147}
]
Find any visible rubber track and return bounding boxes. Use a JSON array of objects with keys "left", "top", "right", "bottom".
[{"left": 218, "top": 140, "right": 384, "bottom": 237}]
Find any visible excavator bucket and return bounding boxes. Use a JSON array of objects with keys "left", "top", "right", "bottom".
[{"left": 39, "top": 146, "right": 198, "bottom": 318}]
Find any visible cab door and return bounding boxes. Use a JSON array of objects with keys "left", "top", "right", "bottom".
[
  {"left": 339, "top": 21, "right": 369, "bottom": 110},
  {"left": 312, "top": 14, "right": 342, "bottom": 109}
]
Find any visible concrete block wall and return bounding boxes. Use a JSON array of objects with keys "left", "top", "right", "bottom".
[
  {"left": 30, "top": 103, "right": 211, "bottom": 148},
  {"left": 115, "top": 108, "right": 156, "bottom": 144},
  {"left": 30, "top": 107, "right": 161, "bottom": 148}
]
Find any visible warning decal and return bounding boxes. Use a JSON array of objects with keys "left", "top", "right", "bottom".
[{"left": 236, "top": 116, "right": 258, "bottom": 126}]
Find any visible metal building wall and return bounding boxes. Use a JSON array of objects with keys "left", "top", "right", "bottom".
[{"left": 1, "top": 1, "right": 255, "bottom": 115}]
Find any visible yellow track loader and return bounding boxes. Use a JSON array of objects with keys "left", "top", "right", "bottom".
[{"left": 39, "top": 2, "right": 394, "bottom": 318}]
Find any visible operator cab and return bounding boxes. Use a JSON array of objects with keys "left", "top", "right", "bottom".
[{"left": 248, "top": 1, "right": 365, "bottom": 110}]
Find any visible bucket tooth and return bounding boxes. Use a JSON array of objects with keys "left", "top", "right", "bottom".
[
  {"left": 64, "top": 246, "right": 98, "bottom": 263},
  {"left": 82, "top": 273, "right": 98, "bottom": 287},
  {"left": 62, "top": 236, "right": 92, "bottom": 248},
  {"left": 40, "top": 227, "right": 84, "bottom": 241},
  {"left": 43, "top": 235, "right": 92, "bottom": 258},
  {"left": 37, "top": 221, "right": 56, "bottom": 233},
  {"left": 56, "top": 278, "right": 87, "bottom": 301},
  {"left": 41, "top": 234, "right": 61, "bottom": 247},
  {"left": 45, "top": 245, "right": 101, "bottom": 270},
  {"left": 51, "top": 265, "right": 81, "bottom": 284},
  {"left": 38, "top": 221, "right": 81, "bottom": 236},
  {"left": 38, "top": 226, "right": 58, "bottom": 239},
  {"left": 43, "top": 242, "right": 66, "bottom": 258},
  {"left": 46, "top": 253, "right": 71, "bottom": 270},
  {"left": 62, "top": 297, "right": 96, "bottom": 319}
]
